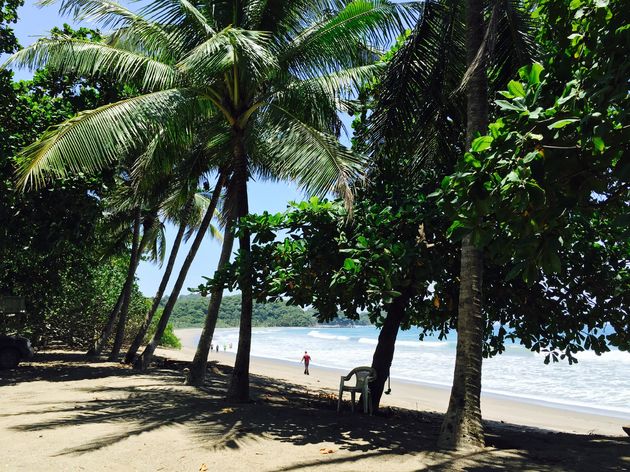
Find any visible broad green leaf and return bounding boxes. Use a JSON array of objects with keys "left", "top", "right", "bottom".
[
  {"left": 548, "top": 118, "right": 578, "bottom": 129},
  {"left": 523, "top": 151, "right": 540, "bottom": 163},
  {"left": 496, "top": 100, "right": 527, "bottom": 112},
  {"left": 592, "top": 136, "right": 605, "bottom": 153},
  {"left": 471, "top": 136, "right": 493, "bottom": 152},
  {"left": 343, "top": 258, "right": 356, "bottom": 271},
  {"left": 507, "top": 80, "right": 526, "bottom": 98}
]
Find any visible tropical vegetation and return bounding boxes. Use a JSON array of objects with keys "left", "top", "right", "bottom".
[{"left": 0, "top": 0, "right": 627, "bottom": 454}]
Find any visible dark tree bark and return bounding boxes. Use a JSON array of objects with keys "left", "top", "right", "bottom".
[
  {"left": 86, "top": 208, "right": 142, "bottom": 358},
  {"left": 133, "top": 175, "right": 225, "bottom": 370},
  {"left": 368, "top": 289, "right": 411, "bottom": 413},
  {"left": 226, "top": 135, "right": 253, "bottom": 402},
  {"left": 185, "top": 221, "right": 235, "bottom": 386},
  {"left": 438, "top": 0, "right": 488, "bottom": 450},
  {"left": 123, "top": 219, "right": 187, "bottom": 364}
]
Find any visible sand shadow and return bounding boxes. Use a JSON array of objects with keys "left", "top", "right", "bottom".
[{"left": 4, "top": 352, "right": 629, "bottom": 471}]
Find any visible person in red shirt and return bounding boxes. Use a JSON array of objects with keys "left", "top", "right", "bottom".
[{"left": 301, "top": 351, "right": 311, "bottom": 375}]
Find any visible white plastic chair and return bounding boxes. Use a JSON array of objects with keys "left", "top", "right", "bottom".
[{"left": 337, "top": 366, "right": 377, "bottom": 415}]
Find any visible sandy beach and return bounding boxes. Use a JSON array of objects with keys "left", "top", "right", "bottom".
[
  {"left": 0, "top": 341, "right": 628, "bottom": 471},
  {"left": 174, "top": 328, "right": 629, "bottom": 436}
]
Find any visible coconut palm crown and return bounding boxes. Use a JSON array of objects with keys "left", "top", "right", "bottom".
[{"left": 6, "top": 0, "right": 414, "bottom": 200}]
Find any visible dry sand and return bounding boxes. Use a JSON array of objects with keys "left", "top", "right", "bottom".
[{"left": 0, "top": 344, "right": 628, "bottom": 472}]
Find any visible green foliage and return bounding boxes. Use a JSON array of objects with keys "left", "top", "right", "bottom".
[
  {"left": 0, "top": 25, "right": 141, "bottom": 346},
  {"left": 0, "top": 0, "right": 22, "bottom": 55},
  {"left": 145, "top": 310, "right": 181, "bottom": 349},
  {"left": 434, "top": 0, "right": 629, "bottom": 356},
  {"left": 168, "top": 294, "right": 319, "bottom": 329}
]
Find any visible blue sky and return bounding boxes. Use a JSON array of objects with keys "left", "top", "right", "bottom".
[{"left": 9, "top": 0, "right": 354, "bottom": 296}]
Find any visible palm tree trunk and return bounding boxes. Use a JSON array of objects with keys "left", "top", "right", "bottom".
[
  {"left": 367, "top": 289, "right": 411, "bottom": 413},
  {"left": 133, "top": 176, "right": 225, "bottom": 370},
  {"left": 109, "top": 230, "right": 150, "bottom": 361},
  {"left": 185, "top": 221, "right": 235, "bottom": 386},
  {"left": 438, "top": 0, "right": 488, "bottom": 450},
  {"left": 227, "top": 137, "right": 253, "bottom": 402},
  {"left": 123, "top": 219, "right": 187, "bottom": 364},
  {"left": 86, "top": 208, "right": 142, "bottom": 358}
]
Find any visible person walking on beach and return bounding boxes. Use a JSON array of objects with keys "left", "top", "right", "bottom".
[{"left": 301, "top": 351, "right": 311, "bottom": 375}]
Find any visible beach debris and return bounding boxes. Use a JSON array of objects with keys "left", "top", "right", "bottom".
[
  {"left": 319, "top": 448, "right": 335, "bottom": 454},
  {"left": 220, "top": 407, "right": 235, "bottom": 414},
  {"left": 199, "top": 463, "right": 208, "bottom": 471}
]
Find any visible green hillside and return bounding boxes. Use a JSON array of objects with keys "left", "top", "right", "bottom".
[
  {"left": 167, "top": 294, "right": 372, "bottom": 328},
  {"left": 168, "top": 294, "right": 316, "bottom": 328}
]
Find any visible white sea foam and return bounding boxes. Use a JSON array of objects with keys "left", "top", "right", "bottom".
[
  {"left": 307, "top": 330, "right": 350, "bottom": 341},
  {"left": 358, "top": 337, "right": 378, "bottom": 345}
]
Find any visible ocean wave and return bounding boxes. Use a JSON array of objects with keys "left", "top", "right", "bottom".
[
  {"left": 358, "top": 338, "right": 448, "bottom": 348},
  {"left": 575, "top": 350, "right": 630, "bottom": 363},
  {"left": 419, "top": 341, "right": 449, "bottom": 348},
  {"left": 307, "top": 330, "right": 350, "bottom": 341}
]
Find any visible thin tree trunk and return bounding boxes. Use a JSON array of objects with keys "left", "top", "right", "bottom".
[
  {"left": 123, "top": 220, "right": 187, "bottom": 364},
  {"left": 133, "top": 176, "right": 225, "bottom": 370},
  {"left": 109, "top": 212, "right": 153, "bottom": 361},
  {"left": 185, "top": 221, "right": 235, "bottom": 386},
  {"left": 367, "top": 289, "right": 411, "bottom": 413},
  {"left": 86, "top": 208, "right": 142, "bottom": 358},
  {"left": 227, "top": 137, "right": 253, "bottom": 402},
  {"left": 438, "top": 0, "right": 488, "bottom": 450}
]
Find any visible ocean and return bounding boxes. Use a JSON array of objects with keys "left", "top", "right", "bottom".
[{"left": 181, "top": 325, "right": 630, "bottom": 418}]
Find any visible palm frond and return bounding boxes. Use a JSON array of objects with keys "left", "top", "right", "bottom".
[
  {"left": 16, "top": 89, "right": 205, "bottom": 189},
  {"left": 139, "top": 0, "right": 215, "bottom": 37},
  {"left": 281, "top": 0, "right": 416, "bottom": 79},
  {"left": 254, "top": 104, "right": 365, "bottom": 206},
  {"left": 40, "top": 0, "right": 184, "bottom": 60},
  {"left": 4, "top": 37, "right": 182, "bottom": 91},
  {"left": 368, "top": 0, "right": 465, "bottom": 160}
]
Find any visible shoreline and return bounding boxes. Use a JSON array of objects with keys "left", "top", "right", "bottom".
[{"left": 170, "top": 329, "right": 630, "bottom": 436}]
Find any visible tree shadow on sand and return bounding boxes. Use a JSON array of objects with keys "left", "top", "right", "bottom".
[{"left": 3, "top": 352, "right": 629, "bottom": 471}]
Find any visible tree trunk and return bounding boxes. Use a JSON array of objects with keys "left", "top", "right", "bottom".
[
  {"left": 438, "top": 0, "right": 488, "bottom": 450},
  {"left": 133, "top": 176, "right": 225, "bottom": 370},
  {"left": 185, "top": 221, "right": 236, "bottom": 386},
  {"left": 86, "top": 208, "right": 142, "bottom": 358},
  {"left": 368, "top": 290, "right": 411, "bottom": 413},
  {"left": 123, "top": 219, "right": 187, "bottom": 364},
  {"left": 109, "top": 211, "right": 156, "bottom": 361},
  {"left": 226, "top": 136, "right": 253, "bottom": 402}
]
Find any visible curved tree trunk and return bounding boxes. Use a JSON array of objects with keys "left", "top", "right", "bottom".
[
  {"left": 86, "top": 208, "right": 142, "bottom": 358},
  {"left": 185, "top": 221, "right": 235, "bottom": 386},
  {"left": 133, "top": 176, "right": 225, "bottom": 370},
  {"left": 123, "top": 220, "right": 187, "bottom": 364},
  {"left": 367, "top": 289, "right": 411, "bottom": 413},
  {"left": 438, "top": 0, "right": 488, "bottom": 450},
  {"left": 227, "top": 137, "right": 253, "bottom": 402}
]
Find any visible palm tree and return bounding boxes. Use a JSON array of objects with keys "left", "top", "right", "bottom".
[
  {"left": 86, "top": 182, "right": 163, "bottom": 358},
  {"left": 6, "top": 0, "right": 412, "bottom": 400},
  {"left": 123, "top": 189, "right": 222, "bottom": 364},
  {"left": 122, "top": 138, "right": 224, "bottom": 365},
  {"left": 367, "top": 0, "right": 534, "bottom": 448}
]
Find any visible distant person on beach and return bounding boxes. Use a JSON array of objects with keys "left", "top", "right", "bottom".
[
  {"left": 216, "top": 345, "right": 219, "bottom": 352},
  {"left": 301, "top": 351, "right": 311, "bottom": 375}
]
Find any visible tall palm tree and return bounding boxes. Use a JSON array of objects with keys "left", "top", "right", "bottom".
[
  {"left": 86, "top": 181, "right": 164, "bottom": 358},
  {"left": 123, "top": 190, "right": 222, "bottom": 364},
  {"left": 123, "top": 140, "right": 223, "bottom": 365},
  {"left": 6, "top": 0, "right": 412, "bottom": 400},
  {"left": 367, "top": 0, "right": 534, "bottom": 448}
]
